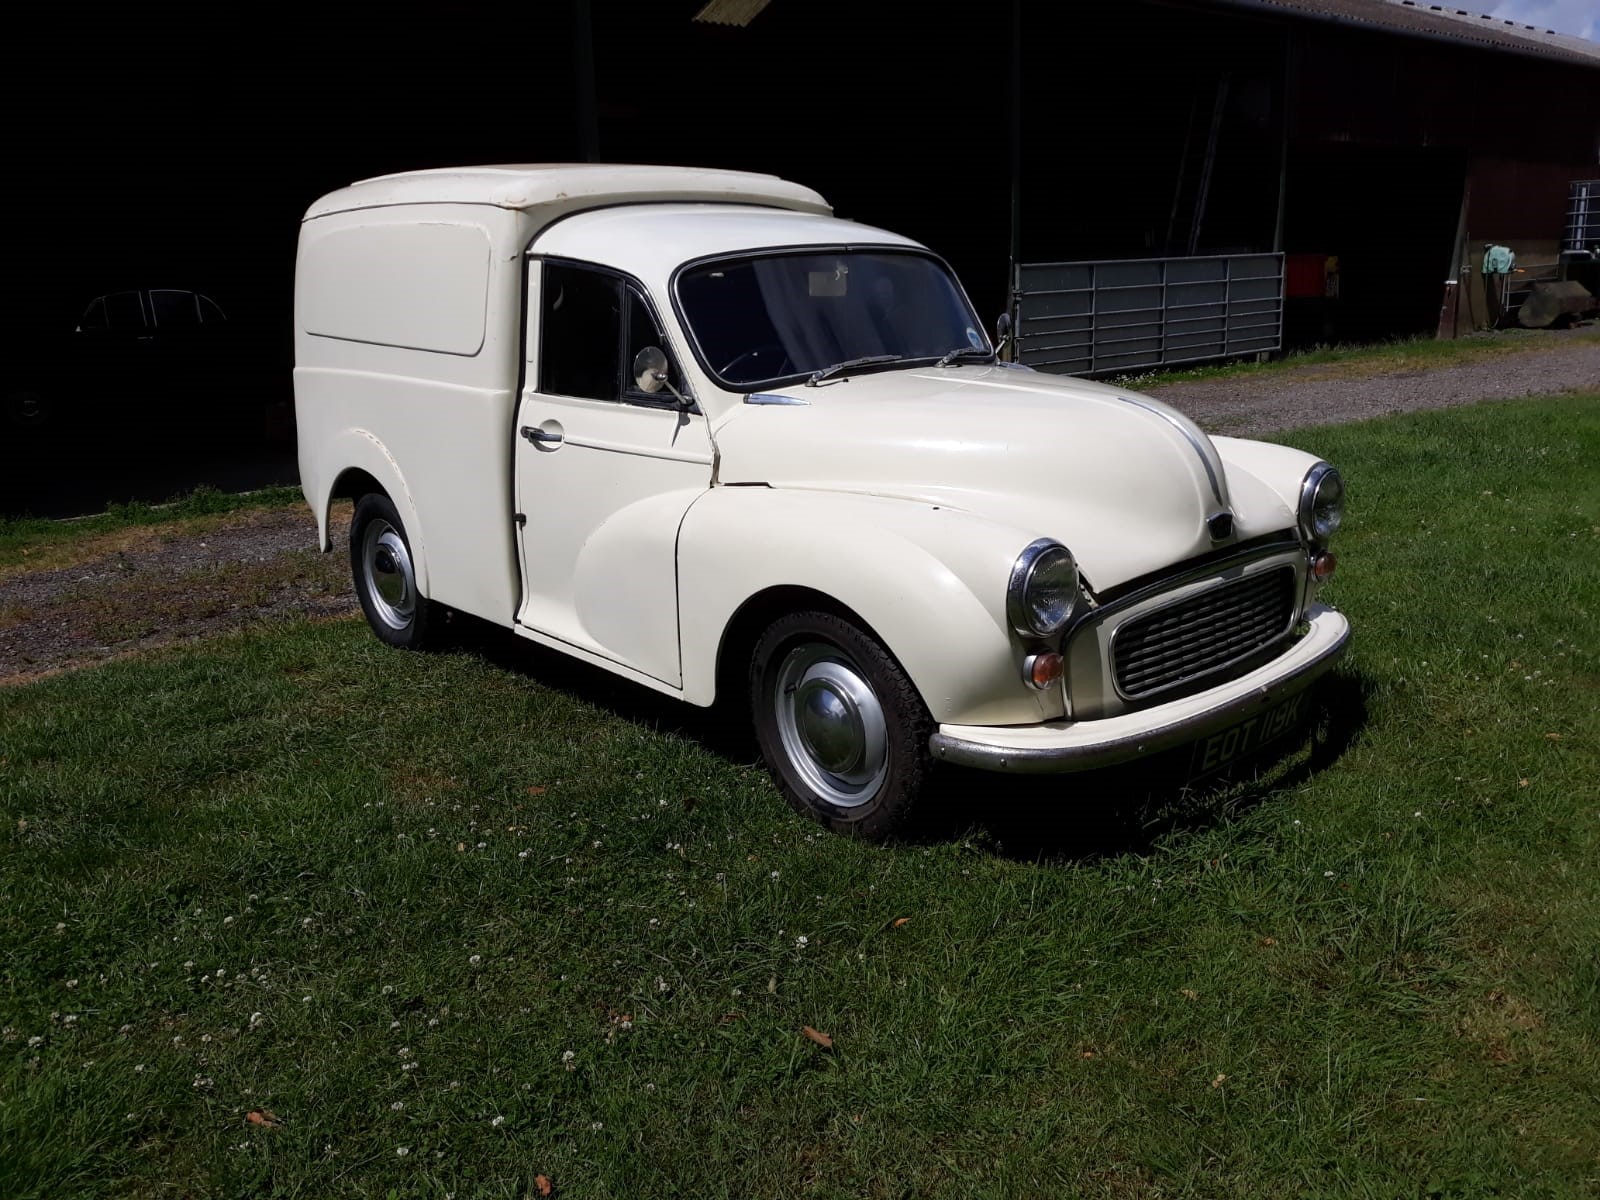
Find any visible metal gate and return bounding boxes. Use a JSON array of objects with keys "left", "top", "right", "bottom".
[
  {"left": 1012, "top": 252, "right": 1284, "bottom": 376},
  {"left": 1564, "top": 180, "right": 1600, "bottom": 258}
]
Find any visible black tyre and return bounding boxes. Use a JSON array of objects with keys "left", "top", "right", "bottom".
[
  {"left": 750, "top": 610, "right": 933, "bottom": 839},
  {"left": 350, "top": 493, "right": 442, "bottom": 650}
]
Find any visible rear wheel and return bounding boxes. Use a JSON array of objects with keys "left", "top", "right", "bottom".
[
  {"left": 350, "top": 493, "right": 442, "bottom": 650},
  {"left": 750, "top": 610, "right": 932, "bottom": 839}
]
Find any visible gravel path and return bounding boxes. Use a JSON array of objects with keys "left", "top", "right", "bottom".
[
  {"left": 3, "top": 335, "right": 1596, "bottom": 682},
  {"left": 0, "top": 507, "right": 351, "bottom": 683},
  {"left": 1147, "top": 336, "right": 1600, "bottom": 437}
]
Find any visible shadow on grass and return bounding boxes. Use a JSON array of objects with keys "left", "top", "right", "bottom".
[
  {"left": 439, "top": 609, "right": 1373, "bottom": 863},
  {"left": 919, "top": 669, "right": 1374, "bottom": 863}
]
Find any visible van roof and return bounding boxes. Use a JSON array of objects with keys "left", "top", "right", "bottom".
[{"left": 303, "top": 163, "right": 832, "bottom": 221}]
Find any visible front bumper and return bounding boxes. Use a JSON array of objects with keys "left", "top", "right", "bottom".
[{"left": 929, "top": 604, "right": 1351, "bottom": 774}]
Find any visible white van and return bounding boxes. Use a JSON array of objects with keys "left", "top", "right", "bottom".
[{"left": 295, "top": 164, "right": 1349, "bottom": 838}]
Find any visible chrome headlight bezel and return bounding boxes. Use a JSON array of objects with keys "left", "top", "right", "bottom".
[
  {"left": 1299, "top": 462, "right": 1345, "bottom": 545},
  {"left": 1007, "top": 539, "right": 1080, "bottom": 638}
]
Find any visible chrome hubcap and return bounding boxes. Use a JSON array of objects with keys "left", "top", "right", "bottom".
[
  {"left": 361, "top": 519, "right": 416, "bottom": 630},
  {"left": 773, "top": 643, "right": 888, "bottom": 808}
]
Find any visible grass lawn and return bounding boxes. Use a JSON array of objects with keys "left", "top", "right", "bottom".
[
  {"left": 1115, "top": 327, "right": 1600, "bottom": 389},
  {"left": 3, "top": 395, "right": 1597, "bottom": 1198}
]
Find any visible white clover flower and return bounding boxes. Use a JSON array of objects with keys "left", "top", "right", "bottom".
[
  {"left": 1323, "top": 871, "right": 1335, "bottom": 879},
  {"left": 769, "top": 871, "right": 780, "bottom": 880},
  {"left": 518, "top": 849, "right": 531, "bottom": 860},
  {"left": 302, "top": 918, "right": 313, "bottom": 927},
  {"left": 65, "top": 979, "right": 79, "bottom": 989},
  {"left": 302, "top": 996, "right": 312, "bottom": 1003},
  {"left": 134, "top": 1063, "right": 145, "bottom": 1073},
  {"left": 223, "top": 917, "right": 234, "bottom": 926},
  {"left": 396, "top": 1146, "right": 410, "bottom": 1157},
  {"left": 390, "top": 1101, "right": 405, "bottom": 1111},
  {"left": 382, "top": 985, "right": 394, "bottom": 995},
  {"left": 795, "top": 935, "right": 809, "bottom": 948},
  {"left": 469, "top": 955, "right": 482, "bottom": 967},
  {"left": 28, "top": 1035, "right": 43, "bottom": 1048},
  {"left": 491, "top": 1115, "right": 506, "bottom": 1127}
]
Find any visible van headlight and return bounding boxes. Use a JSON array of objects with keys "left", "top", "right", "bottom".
[
  {"left": 1299, "top": 463, "right": 1345, "bottom": 544},
  {"left": 1008, "top": 539, "right": 1080, "bottom": 637}
]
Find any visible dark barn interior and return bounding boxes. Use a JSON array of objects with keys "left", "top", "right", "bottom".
[{"left": 3, "top": 0, "right": 1595, "bottom": 517}]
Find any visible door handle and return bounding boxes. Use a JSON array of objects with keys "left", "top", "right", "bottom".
[{"left": 520, "top": 425, "right": 563, "bottom": 445}]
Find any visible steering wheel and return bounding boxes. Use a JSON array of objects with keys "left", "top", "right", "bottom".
[{"left": 720, "top": 343, "right": 791, "bottom": 380}]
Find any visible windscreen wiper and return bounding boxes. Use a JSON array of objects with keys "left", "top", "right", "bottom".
[
  {"left": 807, "top": 354, "right": 904, "bottom": 386},
  {"left": 935, "top": 345, "right": 995, "bottom": 368}
]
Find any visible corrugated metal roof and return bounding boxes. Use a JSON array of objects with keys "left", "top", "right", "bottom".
[
  {"left": 693, "top": 0, "right": 774, "bottom": 26},
  {"left": 1210, "top": 0, "right": 1600, "bottom": 66}
]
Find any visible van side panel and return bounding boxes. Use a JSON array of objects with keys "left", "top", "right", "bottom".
[
  {"left": 294, "top": 203, "right": 528, "bottom": 625},
  {"left": 298, "top": 220, "right": 492, "bottom": 356}
]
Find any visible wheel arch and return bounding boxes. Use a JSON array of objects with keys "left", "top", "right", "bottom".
[
  {"left": 713, "top": 585, "right": 896, "bottom": 714},
  {"left": 677, "top": 488, "right": 1053, "bottom": 726},
  {"left": 308, "top": 430, "right": 430, "bottom": 595}
]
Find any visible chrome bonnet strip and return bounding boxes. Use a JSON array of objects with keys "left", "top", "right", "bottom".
[{"left": 1116, "top": 393, "right": 1226, "bottom": 507}]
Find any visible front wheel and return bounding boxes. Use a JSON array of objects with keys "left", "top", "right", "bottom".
[
  {"left": 750, "top": 611, "right": 932, "bottom": 839},
  {"left": 350, "top": 493, "right": 442, "bottom": 650}
]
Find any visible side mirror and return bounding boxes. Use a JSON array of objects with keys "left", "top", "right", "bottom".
[
  {"left": 631, "top": 345, "right": 694, "bottom": 410},
  {"left": 633, "top": 346, "right": 668, "bottom": 394},
  {"left": 995, "top": 312, "right": 1012, "bottom": 342}
]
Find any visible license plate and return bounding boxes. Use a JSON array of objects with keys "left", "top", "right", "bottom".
[{"left": 1189, "top": 691, "right": 1309, "bottom": 777}]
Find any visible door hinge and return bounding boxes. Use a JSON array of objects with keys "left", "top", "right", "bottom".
[{"left": 514, "top": 513, "right": 527, "bottom": 528}]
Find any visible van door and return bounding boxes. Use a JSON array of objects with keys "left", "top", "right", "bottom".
[{"left": 512, "top": 258, "right": 714, "bottom": 688}]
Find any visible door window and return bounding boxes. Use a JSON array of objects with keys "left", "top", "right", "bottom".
[
  {"left": 539, "top": 261, "right": 687, "bottom": 406},
  {"left": 541, "top": 263, "right": 621, "bottom": 401},
  {"left": 104, "top": 291, "right": 146, "bottom": 330},
  {"left": 151, "top": 289, "right": 201, "bottom": 327}
]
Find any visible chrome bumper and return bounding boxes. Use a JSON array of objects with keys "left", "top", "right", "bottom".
[{"left": 929, "top": 604, "right": 1351, "bottom": 775}]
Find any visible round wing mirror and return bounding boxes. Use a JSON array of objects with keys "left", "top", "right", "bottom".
[
  {"left": 633, "top": 346, "right": 669, "bottom": 394},
  {"left": 995, "top": 311, "right": 1013, "bottom": 342}
]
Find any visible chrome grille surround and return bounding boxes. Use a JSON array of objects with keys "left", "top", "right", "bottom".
[
  {"left": 1111, "top": 566, "right": 1297, "bottom": 701},
  {"left": 1059, "top": 538, "right": 1307, "bottom": 721}
]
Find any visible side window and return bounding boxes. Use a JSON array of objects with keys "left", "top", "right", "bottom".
[
  {"left": 78, "top": 296, "right": 108, "bottom": 330},
  {"left": 541, "top": 263, "right": 621, "bottom": 401},
  {"left": 624, "top": 286, "right": 683, "bottom": 399},
  {"left": 198, "top": 295, "right": 227, "bottom": 323},
  {"left": 105, "top": 291, "right": 146, "bottom": 330},
  {"left": 151, "top": 290, "right": 201, "bottom": 327}
]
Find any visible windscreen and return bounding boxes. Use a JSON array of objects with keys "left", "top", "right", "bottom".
[{"left": 677, "top": 250, "right": 988, "bottom": 388}]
